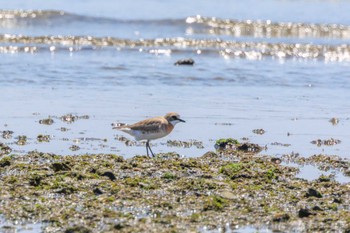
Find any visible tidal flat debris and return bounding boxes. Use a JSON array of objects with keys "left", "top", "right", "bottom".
[
  {"left": 37, "top": 134, "right": 50, "bottom": 142},
  {"left": 271, "top": 157, "right": 282, "bottom": 164},
  {"left": 60, "top": 114, "right": 90, "bottom": 123},
  {"left": 298, "top": 208, "right": 315, "bottom": 218},
  {"left": 115, "top": 135, "right": 136, "bottom": 146},
  {"left": 0, "top": 156, "right": 11, "bottom": 167},
  {"left": 215, "top": 138, "right": 262, "bottom": 153},
  {"left": 214, "top": 138, "right": 239, "bottom": 150},
  {"left": 166, "top": 139, "right": 204, "bottom": 149},
  {"left": 305, "top": 188, "right": 323, "bottom": 198},
  {"left": 271, "top": 142, "right": 291, "bottom": 147},
  {"left": 2, "top": 130, "right": 14, "bottom": 139},
  {"left": 174, "top": 58, "right": 195, "bottom": 66},
  {"left": 69, "top": 145, "right": 80, "bottom": 151},
  {"left": 0, "top": 151, "right": 349, "bottom": 232},
  {"left": 60, "top": 114, "right": 78, "bottom": 123},
  {"left": 329, "top": 117, "right": 339, "bottom": 125},
  {"left": 0, "top": 143, "right": 12, "bottom": 155},
  {"left": 281, "top": 153, "right": 350, "bottom": 177},
  {"left": 214, "top": 122, "right": 233, "bottom": 126},
  {"left": 252, "top": 128, "right": 265, "bottom": 135},
  {"left": 16, "top": 135, "right": 27, "bottom": 145},
  {"left": 59, "top": 127, "right": 70, "bottom": 132},
  {"left": 311, "top": 138, "right": 341, "bottom": 146},
  {"left": 39, "top": 118, "right": 54, "bottom": 125},
  {"left": 272, "top": 213, "right": 290, "bottom": 222}
]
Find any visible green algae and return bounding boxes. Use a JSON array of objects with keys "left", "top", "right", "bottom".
[
  {"left": 0, "top": 151, "right": 349, "bottom": 233},
  {"left": 203, "top": 195, "right": 227, "bottom": 211},
  {"left": 215, "top": 138, "right": 239, "bottom": 149},
  {"left": 0, "top": 156, "right": 11, "bottom": 167}
]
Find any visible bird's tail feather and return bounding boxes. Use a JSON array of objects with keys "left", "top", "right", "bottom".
[{"left": 111, "top": 122, "right": 128, "bottom": 130}]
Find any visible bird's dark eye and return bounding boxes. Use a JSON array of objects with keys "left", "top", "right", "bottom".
[{"left": 172, "top": 116, "right": 178, "bottom": 120}]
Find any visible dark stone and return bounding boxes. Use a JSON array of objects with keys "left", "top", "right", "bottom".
[
  {"left": 101, "top": 171, "right": 116, "bottom": 181},
  {"left": 114, "top": 223, "right": 126, "bottom": 230},
  {"left": 305, "top": 188, "right": 322, "bottom": 198},
  {"left": 0, "top": 157, "right": 11, "bottom": 167},
  {"left": 56, "top": 186, "right": 76, "bottom": 194},
  {"left": 318, "top": 176, "right": 331, "bottom": 182},
  {"left": 298, "top": 208, "right": 314, "bottom": 218},
  {"left": 174, "top": 58, "right": 195, "bottom": 66},
  {"left": 237, "top": 143, "right": 262, "bottom": 153},
  {"left": 312, "top": 206, "right": 323, "bottom": 211},
  {"left": 51, "top": 162, "right": 71, "bottom": 172},
  {"left": 271, "top": 158, "right": 282, "bottom": 164},
  {"left": 65, "top": 226, "right": 91, "bottom": 233},
  {"left": 93, "top": 187, "right": 103, "bottom": 195},
  {"left": 333, "top": 198, "right": 342, "bottom": 204},
  {"left": 201, "top": 151, "right": 219, "bottom": 159},
  {"left": 272, "top": 213, "right": 290, "bottom": 222},
  {"left": 0, "top": 144, "right": 12, "bottom": 155},
  {"left": 29, "top": 175, "right": 43, "bottom": 186}
]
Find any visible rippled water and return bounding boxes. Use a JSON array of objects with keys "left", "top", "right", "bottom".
[{"left": 0, "top": 0, "right": 350, "bottom": 169}]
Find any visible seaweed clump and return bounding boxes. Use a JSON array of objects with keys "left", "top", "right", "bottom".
[
  {"left": 0, "top": 151, "right": 349, "bottom": 233},
  {"left": 215, "top": 138, "right": 262, "bottom": 153}
]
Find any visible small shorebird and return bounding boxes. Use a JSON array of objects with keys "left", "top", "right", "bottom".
[{"left": 112, "top": 112, "right": 185, "bottom": 157}]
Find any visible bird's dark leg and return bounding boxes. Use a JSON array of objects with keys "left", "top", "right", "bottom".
[
  {"left": 146, "top": 140, "right": 150, "bottom": 157},
  {"left": 148, "top": 142, "right": 155, "bottom": 157},
  {"left": 145, "top": 140, "right": 155, "bottom": 157}
]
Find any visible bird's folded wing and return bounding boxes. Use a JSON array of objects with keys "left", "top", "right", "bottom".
[{"left": 128, "top": 118, "right": 166, "bottom": 131}]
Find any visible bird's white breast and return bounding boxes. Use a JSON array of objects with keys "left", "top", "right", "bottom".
[{"left": 132, "top": 129, "right": 170, "bottom": 141}]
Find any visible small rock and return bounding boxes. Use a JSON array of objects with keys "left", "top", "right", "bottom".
[
  {"left": 2, "top": 130, "right": 13, "bottom": 139},
  {"left": 174, "top": 58, "right": 195, "bottom": 66},
  {"left": 305, "top": 188, "right": 322, "bottom": 198},
  {"left": 0, "top": 143, "right": 12, "bottom": 155},
  {"left": 329, "top": 117, "right": 339, "bottom": 125},
  {"left": 93, "top": 187, "right": 103, "bottom": 195},
  {"left": 16, "top": 135, "right": 27, "bottom": 146},
  {"left": 114, "top": 223, "right": 126, "bottom": 230},
  {"left": 333, "top": 198, "right": 342, "bottom": 204},
  {"left": 219, "top": 190, "right": 235, "bottom": 200},
  {"left": 65, "top": 225, "right": 91, "bottom": 233},
  {"left": 252, "top": 128, "right": 265, "bottom": 135},
  {"left": 101, "top": 171, "right": 116, "bottom": 181},
  {"left": 237, "top": 143, "right": 262, "bottom": 153},
  {"left": 298, "top": 208, "right": 315, "bottom": 218},
  {"left": 271, "top": 158, "right": 282, "bottom": 164},
  {"left": 311, "top": 138, "right": 341, "bottom": 146},
  {"left": 317, "top": 175, "right": 332, "bottom": 182},
  {"left": 39, "top": 118, "right": 54, "bottom": 125},
  {"left": 214, "top": 138, "right": 239, "bottom": 150},
  {"left": 60, "top": 114, "right": 78, "bottom": 123},
  {"left": 0, "top": 157, "right": 11, "bottom": 167},
  {"left": 37, "top": 134, "right": 50, "bottom": 142},
  {"left": 69, "top": 145, "right": 80, "bottom": 151},
  {"left": 201, "top": 151, "right": 219, "bottom": 159},
  {"left": 272, "top": 213, "right": 290, "bottom": 222},
  {"left": 312, "top": 206, "right": 323, "bottom": 211},
  {"left": 51, "top": 162, "right": 71, "bottom": 172}
]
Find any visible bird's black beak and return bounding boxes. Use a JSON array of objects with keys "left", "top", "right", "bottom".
[{"left": 179, "top": 118, "right": 186, "bottom": 123}]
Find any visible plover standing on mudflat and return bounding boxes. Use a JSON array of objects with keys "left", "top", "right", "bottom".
[{"left": 112, "top": 112, "right": 185, "bottom": 157}]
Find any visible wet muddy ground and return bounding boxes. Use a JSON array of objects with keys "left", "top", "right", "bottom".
[{"left": 0, "top": 141, "right": 349, "bottom": 232}]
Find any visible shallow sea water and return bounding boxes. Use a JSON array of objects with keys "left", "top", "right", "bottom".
[
  {"left": 0, "top": 0, "right": 350, "bottom": 196},
  {"left": 1, "top": 1, "right": 350, "bottom": 232}
]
